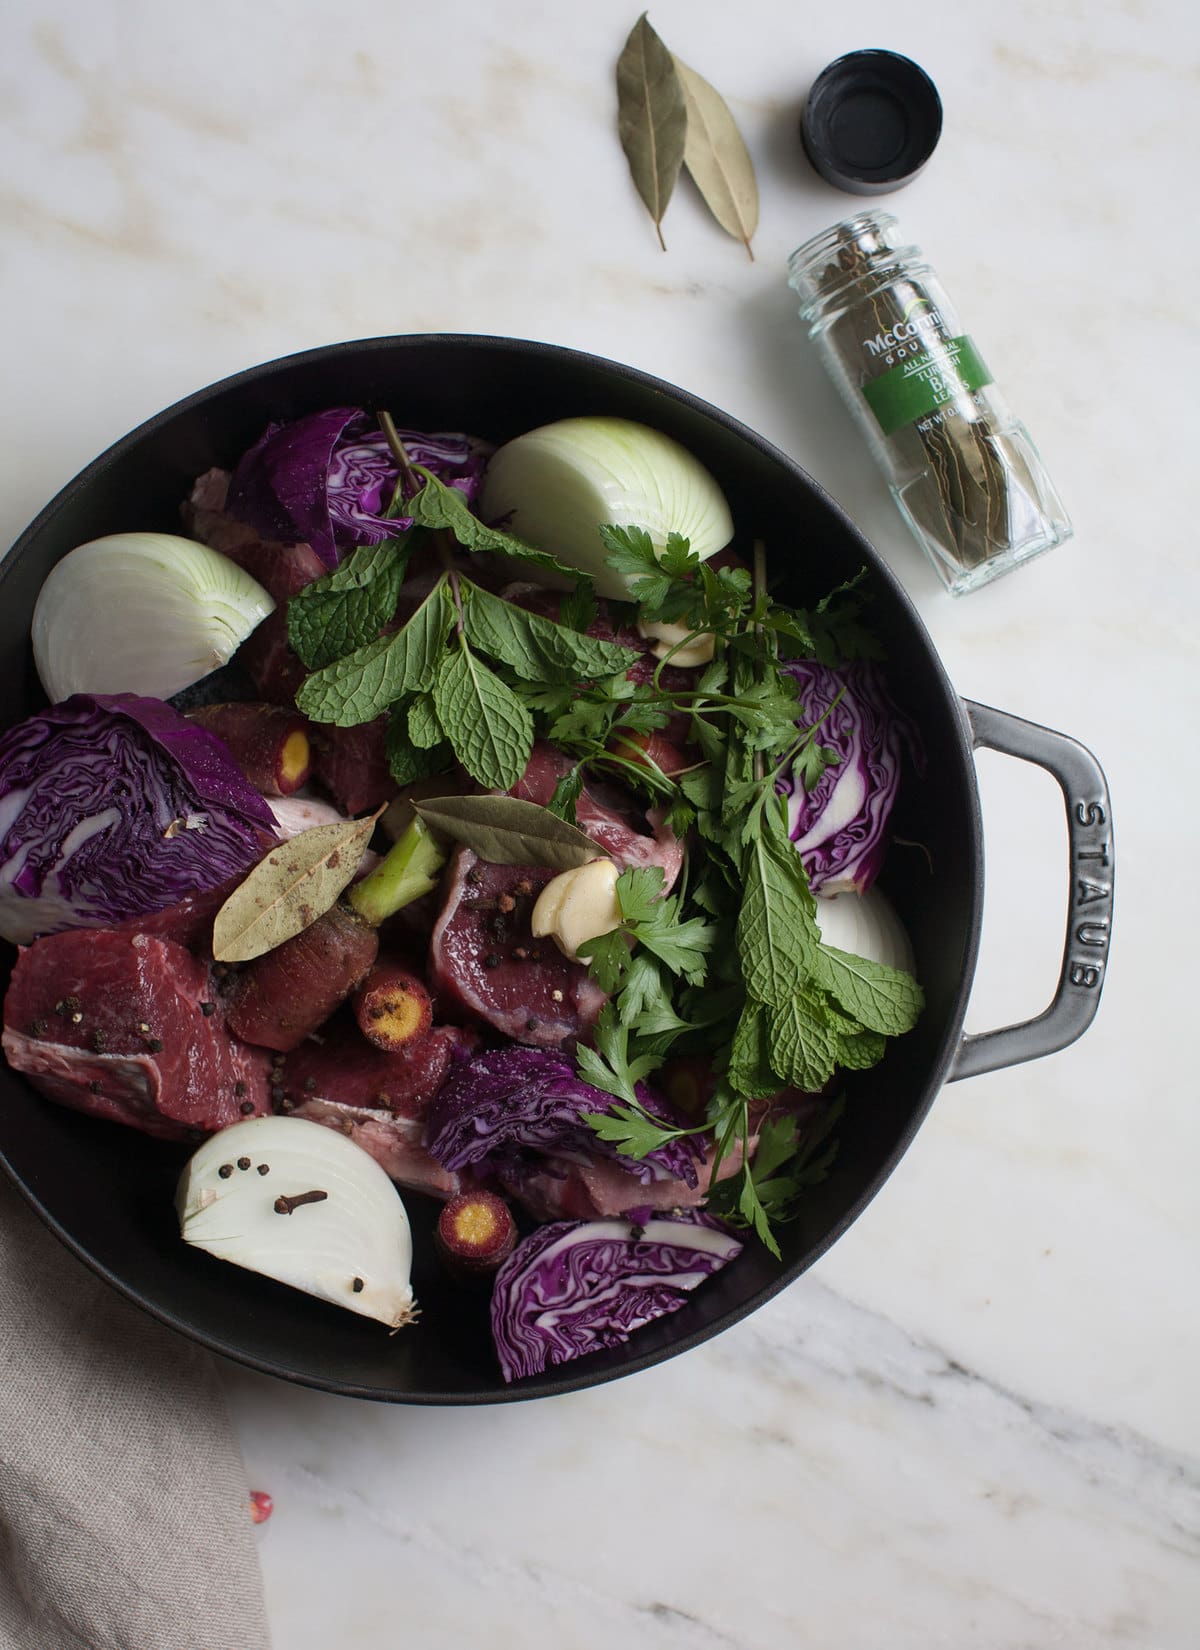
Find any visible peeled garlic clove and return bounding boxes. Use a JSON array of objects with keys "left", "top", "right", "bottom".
[
  {"left": 176, "top": 1115, "right": 416, "bottom": 1328},
  {"left": 531, "top": 858, "right": 621, "bottom": 960},
  {"left": 636, "top": 618, "right": 716, "bottom": 668}
]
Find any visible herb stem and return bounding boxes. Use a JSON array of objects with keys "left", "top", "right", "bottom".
[
  {"left": 651, "top": 627, "right": 710, "bottom": 692},
  {"left": 447, "top": 568, "right": 466, "bottom": 640},
  {"left": 378, "top": 410, "right": 420, "bottom": 498},
  {"left": 751, "top": 539, "right": 768, "bottom": 787}
]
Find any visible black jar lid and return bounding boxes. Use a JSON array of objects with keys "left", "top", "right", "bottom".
[{"left": 801, "top": 50, "right": 942, "bottom": 195}]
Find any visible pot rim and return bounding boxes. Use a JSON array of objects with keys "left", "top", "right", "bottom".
[{"left": 0, "top": 334, "right": 984, "bottom": 1403}]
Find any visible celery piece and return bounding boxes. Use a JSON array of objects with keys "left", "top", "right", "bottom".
[{"left": 347, "top": 816, "right": 446, "bottom": 925}]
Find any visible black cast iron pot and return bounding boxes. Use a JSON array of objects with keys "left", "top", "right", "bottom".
[{"left": 0, "top": 337, "right": 1113, "bottom": 1403}]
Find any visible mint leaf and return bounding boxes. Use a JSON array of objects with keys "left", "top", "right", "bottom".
[
  {"left": 407, "top": 692, "right": 443, "bottom": 749},
  {"left": 404, "top": 466, "right": 577, "bottom": 577},
  {"left": 295, "top": 581, "right": 451, "bottom": 726},
  {"left": 835, "top": 1026, "right": 888, "bottom": 1070},
  {"left": 736, "top": 819, "right": 821, "bottom": 1007},
  {"left": 385, "top": 716, "right": 452, "bottom": 786},
  {"left": 461, "top": 579, "right": 639, "bottom": 683},
  {"left": 814, "top": 946, "right": 925, "bottom": 1036},
  {"left": 727, "top": 1001, "right": 782, "bottom": 1099},
  {"left": 432, "top": 639, "right": 533, "bottom": 790},
  {"left": 765, "top": 987, "right": 841, "bottom": 1093},
  {"left": 287, "top": 536, "right": 410, "bottom": 670}
]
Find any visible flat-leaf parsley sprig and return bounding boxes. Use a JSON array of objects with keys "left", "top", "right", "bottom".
[{"left": 566, "top": 528, "right": 924, "bottom": 1255}]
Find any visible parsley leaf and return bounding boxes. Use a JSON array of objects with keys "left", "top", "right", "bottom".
[
  {"left": 581, "top": 1100, "right": 679, "bottom": 1159},
  {"left": 613, "top": 865, "right": 665, "bottom": 925},
  {"left": 576, "top": 929, "right": 630, "bottom": 996},
  {"left": 574, "top": 1005, "right": 660, "bottom": 1106},
  {"left": 545, "top": 765, "right": 584, "bottom": 824},
  {"left": 612, "top": 866, "right": 716, "bottom": 985},
  {"left": 597, "top": 524, "right": 678, "bottom": 610},
  {"left": 558, "top": 575, "right": 598, "bottom": 633}
]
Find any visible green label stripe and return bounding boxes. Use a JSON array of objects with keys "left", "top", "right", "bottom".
[{"left": 861, "top": 336, "right": 992, "bottom": 436}]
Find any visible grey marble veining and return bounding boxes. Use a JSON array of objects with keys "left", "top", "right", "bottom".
[{"left": 2, "top": 0, "right": 1196, "bottom": 1644}]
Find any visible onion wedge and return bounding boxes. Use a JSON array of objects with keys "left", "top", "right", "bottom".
[
  {"left": 479, "top": 417, "right": 733, "bottom": 598},
  {"left": 176, "top": 1116, "right": 416, "bottom": 1328},
  {"left": 813, "top": 886, "right": 915, "bottom": 975},
  {"left": 33, "top": 532, "right": 274, "bottom": 702}
]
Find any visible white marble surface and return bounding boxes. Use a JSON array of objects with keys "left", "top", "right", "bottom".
[{"left": 2, "top": 1, "right": 1197, "bottom": 1645}]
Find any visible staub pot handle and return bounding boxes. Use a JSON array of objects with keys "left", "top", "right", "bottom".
[{"left": 950, "top": 701, "right": 1114, "bottom": 1081}]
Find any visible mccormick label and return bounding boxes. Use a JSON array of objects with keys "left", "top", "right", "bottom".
[{"left": 861, "top": 335, "right": 993, "bottom": 437}]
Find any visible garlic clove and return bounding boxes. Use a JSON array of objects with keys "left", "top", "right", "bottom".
[
  {"left": 530, "top": 858, "right": 622, "bottom": 961},
  {"left": 636, "top": 618, "right": 716, "bottom": 669},
  {"left": 176, "top": 1115, "right": 416, "bottom": 1328}
]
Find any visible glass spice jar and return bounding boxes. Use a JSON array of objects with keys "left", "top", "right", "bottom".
[{"left": 787, "top": 212, "right": 1072, "bottom": 595}]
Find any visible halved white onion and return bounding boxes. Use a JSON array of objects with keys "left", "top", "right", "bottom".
[
  {"left": 33, "top": 532, "right": 274, "bottom": 702},
  {"left": 812, "top": 886, "right": 915, "bottom": 975},
  {"left": 177, "top": 1116, "right": 416, "bottom": 1328},
  {"left": 479, "top": 417, "right": 733, "bottom": 599}
]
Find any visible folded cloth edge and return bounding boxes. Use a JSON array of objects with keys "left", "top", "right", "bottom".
[{"left": 0, "top": 1176, "right": 272, "bottom": 1650}]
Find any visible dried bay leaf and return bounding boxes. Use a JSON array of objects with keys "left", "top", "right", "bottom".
[
  {"left": 616, "top": 14, "right": 687, "bottom": 251},
  {"left": 674, "top": 56, "right": 758, "bottom": 257},
  {"left": 413, "top": 794, "right": 605, "bottom": 872},
  {"left": 213, "top": 810, "right": 382, "bottom": 962}
]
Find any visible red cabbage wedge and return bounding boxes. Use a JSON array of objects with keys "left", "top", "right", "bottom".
[
  {"left": 0, "top": 693, "right": 278, "bottom": 944},
  {"left": 490, "top": 1212, "right": 743, "bottom": 1382},
  {"left": 227, "top": 408, "right": 490, "bottom": 569},
  {"left": 778, "top": 660, "right": 917, "bottom": 896}
]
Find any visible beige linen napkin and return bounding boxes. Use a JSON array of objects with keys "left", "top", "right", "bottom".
[{"left": 0, "top": 1178, "right": 271, "bottom": 1650}]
